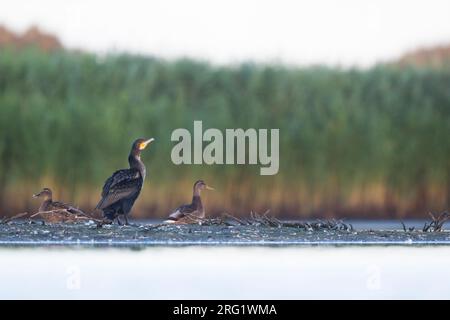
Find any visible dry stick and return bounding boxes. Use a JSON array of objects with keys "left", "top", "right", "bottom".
[
  {"left": 436, "top": 212, "right": 449, "bottom": 231},
  {"left": 262, "top": 214, "right": 280, "bottom": 227},
  {"left": 30, "top": 209, "right": 81, "bottom": 218},
  {"left": 0, "top": 212, "right": 30, "bottom": 224},
  {"left": 400, "top": 221, "right": 407, "bottom": 232},
  {"left": 144, "top": 212, "right": 353, "bottom": 231},
  {"left": 223, "top": 213, "right": 247, "bottom": 225},
  {"left": 223, "top": 211, "right": 352, "bottom": 231},
  {"left": 421, "top": 211, "right": 449, "bottom": 232}
]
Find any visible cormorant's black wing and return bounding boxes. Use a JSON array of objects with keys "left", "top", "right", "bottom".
[{"left": 96, "top": 168, "right": 142, "bottom": 210}]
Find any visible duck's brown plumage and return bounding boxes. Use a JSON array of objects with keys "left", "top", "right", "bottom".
[
  {"left": 166, "top": 180, "right": 213, "bottom": 223},
  {"left": 32, "top": 188, "right": 86, "bottom": 222}
]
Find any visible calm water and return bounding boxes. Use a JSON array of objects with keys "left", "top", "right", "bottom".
[
  {"left": 1, "top": 220, "right": 450, "bottom": 299},
  {"left": 1, "top": 246, "right": 450, "bottom": 299}
]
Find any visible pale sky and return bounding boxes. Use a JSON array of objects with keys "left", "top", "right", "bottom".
[{"left": 1, "top": 0, "right": 450, "bottom": 67}]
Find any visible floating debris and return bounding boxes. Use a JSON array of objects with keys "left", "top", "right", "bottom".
[
  {"left": 0, "top": 212, "right": 30, "bottom": 224},
  {"left": 423, "top": 211, "right": 449, "bottom": 232},
  {"left": 400, "top": 211, "right": 449, "bottom": 233},
  {"left": 0, "top": 209, "right": 449, "bottom": 246},
  {"left": 0, "top": 221, "right": 450, "bottom": 246},
  {"left": 145, "top": 211, "right": 354, "bottom": 232},
  {"left": 225, "top": 211, "right": 354, "bottom": 232},
  {"left": 400, "top": 221, "right": 416, "bottom": 232}
]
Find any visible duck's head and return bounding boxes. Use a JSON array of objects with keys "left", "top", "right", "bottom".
[
  {"left": 33, "top": 187, "right": 52, "bottom": 200},
  {"left": 193, "top": 180, "right": 214, "bottom": 193},
  {"left": 131, "top": 138, "right": 155, "bottom": 155}
]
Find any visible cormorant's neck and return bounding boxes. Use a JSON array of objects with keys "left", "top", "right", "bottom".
[{"left": 128, "top": 151, "right": 146, "bottom": 178}]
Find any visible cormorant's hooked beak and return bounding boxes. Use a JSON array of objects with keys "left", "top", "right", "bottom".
[
  {"left": 205, "top": 185, "right": 215, "bottom": 191},
  {"left": 32, "top": 193, "right": 40, "bottom": 198},
  {"left": 139, "top": 138, "right": 155, "bottom": 150}
]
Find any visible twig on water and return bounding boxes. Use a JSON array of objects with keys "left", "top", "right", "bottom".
[
  {"left": 400, "top": 221, "right": 415, "bottom": 232},
  {"left": 172, "top": 211, "right": 355, "bottom": 231},
  {"left": 401, "top": 211, "right": 449, "bottom": 233},
  {"left": 223, "top": 213, "right": 247, "bottom": 225},
  {"left": 423, "top": 211, "right": 449, "bottom": 232},
  {"left": 0, "top": 212, "right": 30, "bottom": 224}
]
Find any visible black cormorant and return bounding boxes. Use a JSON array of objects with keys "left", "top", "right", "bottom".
[
  {"left": 165, "top": 180, "right": 214, "bottom": 223},
  {"left": 95, "top": 138, "right": 154, "bottom": 225}
]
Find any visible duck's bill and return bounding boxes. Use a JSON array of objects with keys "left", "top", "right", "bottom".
[{"left": 206, "top": 185, "right": 215, "bottom": 191}]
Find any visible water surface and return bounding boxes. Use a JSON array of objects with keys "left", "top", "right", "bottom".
[
  {"left": 1, "top": 220, "right": 448, "bottom": 246},
  {"left": 1, "top": 247, "right": 450, "bottom": 299}
]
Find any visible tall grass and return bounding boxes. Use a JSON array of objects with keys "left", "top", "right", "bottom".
[{"left": 0, "top": 48, "right": 449, "bottom": 218}]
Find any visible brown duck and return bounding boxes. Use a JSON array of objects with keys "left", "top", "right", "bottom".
[
  {"left": 32, "top": 188, "right": 86, "bottom": 223},
  {"left": 165, "top": 180, "right": 214, "bottom": 224}
]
